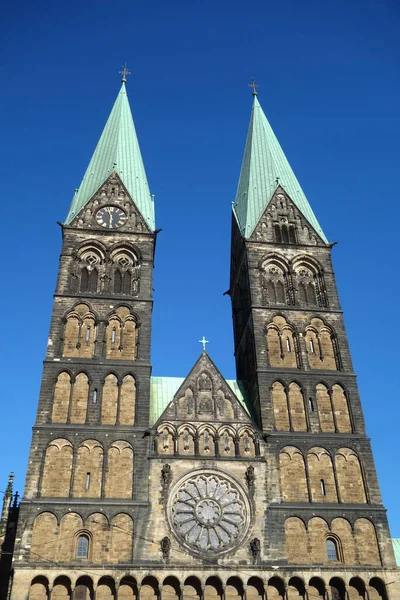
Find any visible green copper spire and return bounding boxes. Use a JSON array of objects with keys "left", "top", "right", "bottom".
[
  {"left": 66, "top": 81, "right": 155, "bottom": 229},
  {"left": 233, "top": 95, "right": 327, "bottom": 243}
]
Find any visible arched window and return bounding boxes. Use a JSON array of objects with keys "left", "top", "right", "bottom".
[
  {"left": 77, "top": 248, "right": 103, "bottom": 293},
  {"left": 273, "top": 220, "right": 297, "bottom": 244},
  {"left": 261, "top": 262, "right": 289, "bottom": 305},
  {"left": 296, "top": 267, "right": 317, "bottom": 305},
  {"left": 76, "top": 534, "right": 89, "bottom": 558},
  {"left": 293, "top": 259, "right": 328, "bottom": 308},
  {"left": 326, "top": 538, "right": 339, "bottom": 561},
  {"left": 111, "top": 248, "right": 140, "bottom": 296}
]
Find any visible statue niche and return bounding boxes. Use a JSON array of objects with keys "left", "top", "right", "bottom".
[
  {"left": 197, "top": 373, "right": 214, "bottom": 419},
  {"left": 215, "top": 389, "right": 234, "bottom": 421},
  {"left": 176, "top": 388, "right": 195, "bottom": 419}
]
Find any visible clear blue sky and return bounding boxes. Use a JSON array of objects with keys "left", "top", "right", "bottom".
[{"left": 1, "top": 0, "right": 399, "bottom": 535}]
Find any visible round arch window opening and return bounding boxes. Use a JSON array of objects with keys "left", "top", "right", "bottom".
[{"left": 169, "top": 471, "right": 250, "bottom": 555}]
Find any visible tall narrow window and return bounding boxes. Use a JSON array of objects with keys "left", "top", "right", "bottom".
[
  {"left": 308, "top": 282, "right": 317, "bottom": 305},
  {"left": 114, "top": 270, "right": 122, "bottom": 293},
  {"left": 326, "top": 538, "right": 339, "bottom": 561},
  {"left": 320, "top": 479, "right": 326, "bottom": 496},
  {"left": 85, "top": 472, "right": 90, "bottom": 490},
  {"left": 122, "top": 271, "right": 131, "bottom": 294},
  {"left": 276, "top": 281, "right": 285, "bottom": 303},
  {"left": 267, "top": 281, "right": 277, "bottom": 303},
  {"left": 90, "top": 268, "right": 98, "bottom": 292},
  {"left": 310, "top": 339, "right": 315, "bottom": 353},
  {"left": 299, "top": 282, "right": 307, "bottom": 303},
  {"left": 111, "top": 328, "right": 116, "bottom": 343},
  {"left": 289, "top": 225, "right": 296, "bottom": 244},
  {"left": 282, "top": 224, "right": 289, "bottom": 243},
  {"left": 80, "top": 268, "right": 89, "bottom": 292},
  {"left": 92, "top": 389, "right": 97, "bottom": 404},
  {"left": 76, "top": 535, "right": 89, "bottom": 558},
  {"left": 274, "top": 224, "right": 282, "bottom": 243},
  {"left": 85, "top": 327, "right": 91, "bottom": 343},
  {"left": 286, "top": 337, "right": 291, "bottom": 352},
  {"left": 308, "top": 397, "right": 314, "bottom": 412}
]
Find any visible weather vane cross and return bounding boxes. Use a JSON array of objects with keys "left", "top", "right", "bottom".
[
  {"left": 249, "top": 77, "right": 259, "bottom": 96},
  {"left": 199, "top": 336, "right": 209, "bottom": 352},
  {"left": 120, "top": 63, "right": 131, "bottom": 83}
]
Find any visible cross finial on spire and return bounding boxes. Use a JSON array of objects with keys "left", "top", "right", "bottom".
[
  {"left": 119, "top": 63, "right": 131, "bottom": 83},
  {"left": 249, "top": 77, "right": 259, "bottom": 96},
  {"left": 199, "top": 336, "right": 209, "bottom": 352}
]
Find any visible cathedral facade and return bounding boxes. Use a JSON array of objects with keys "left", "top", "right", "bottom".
[{"left": 9, "top": 78, "right": 399, "bottom": 600}]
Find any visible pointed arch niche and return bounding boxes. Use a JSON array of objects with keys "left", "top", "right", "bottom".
[
  {"left": 41, "top": 439, "right": 73, "bottom": 497},
  {"left": 105, "top": 441, "right": 133, "bottom": 498},
  {"left": 271, "top": 381, "right": 307, "bottom": 431},
  {"left": 51, "top": 371, "right": 89, "bottom": 424},
  {"left": 305, "top": 318, "right": 341, "bottom": 370},
  {"left": 266, "top": 316, "right": 301, "bottom": 368},
  {"left": 63, "top": 304, "right": 96, "bottom": 358},
  {"left": 105, "top": 306, "right": 138, "bottom": 360}
]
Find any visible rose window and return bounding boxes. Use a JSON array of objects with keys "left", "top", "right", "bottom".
[{"left": 170, "top": 472, "right": 249, "bottom": 555}]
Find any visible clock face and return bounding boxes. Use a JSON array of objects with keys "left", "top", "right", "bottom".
[{"left": 96, "top": 206, "right": 127, "bottom": 229}]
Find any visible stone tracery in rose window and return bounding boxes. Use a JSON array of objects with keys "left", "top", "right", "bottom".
[{"left": 170, "top": 472, "right": 249, "bottom": 555}]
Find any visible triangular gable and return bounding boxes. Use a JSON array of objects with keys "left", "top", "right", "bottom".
[
  {"left": 152, "top": 352, "right": 257, "bottom": 429},
  {"left": 250, "top": 186, "right": 327, "bottom": 246},
  {"left": 67, "top": 171, "right": 151, "bottom": 233}
]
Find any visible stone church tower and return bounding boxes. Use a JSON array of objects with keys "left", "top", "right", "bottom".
[{"left": 9, "top": 80, "right": 399, "bottom": 600}]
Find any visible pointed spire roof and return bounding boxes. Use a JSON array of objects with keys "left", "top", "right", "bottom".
[
  {"left": 233, "top": 95, "right": 327, "bottom": 243},
  {"left": 66, "top": 82, "right": 155, "bottom": 229}
]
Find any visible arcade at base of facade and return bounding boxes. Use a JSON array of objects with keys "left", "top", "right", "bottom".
[{"left": 13, "top": 566, "right": 400, "bottom": 600}]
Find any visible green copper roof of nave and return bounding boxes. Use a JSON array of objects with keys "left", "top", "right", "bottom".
[
  {"left": 65, "top": 82, "right": 155, "bottom": 229},
  {"left": 392, "top": 539, "right": 400, "bottom": 567},
  {"left": 233, "top": 96, "right": 328, "bottom": 243}
]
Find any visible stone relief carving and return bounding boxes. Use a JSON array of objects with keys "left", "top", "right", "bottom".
[
  {"left": 250, "top": 537, "right": 261, "bottom": 563},
  {"left": 161, "top": 536, "right": 171, "bottom": 560},
  {"left": 170, "top": 472, "right": 249, "bottom": 555},
  {"left": 204, "top": 430, "right": 210, "bottom": 452},
  {"left": 198, "top": 373, "right": 212, "bottom": 391},
  {"left": 245, "top": 465, "right": 255, "bottom": 489},
  {"left": 223, "top": 432, "right": 231, "bottom": 453},
  {"left": 183, "top": 429, "right": 190, "bottom": 451},
  {"left": 162, "top": 429, "right": 170, "bottom": 451},
  {"left": 161, "top": 464, "right": 171, "bottom": 486},
  {"left": 244, "top": 434, "right": 251, "bottom": 454}
]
